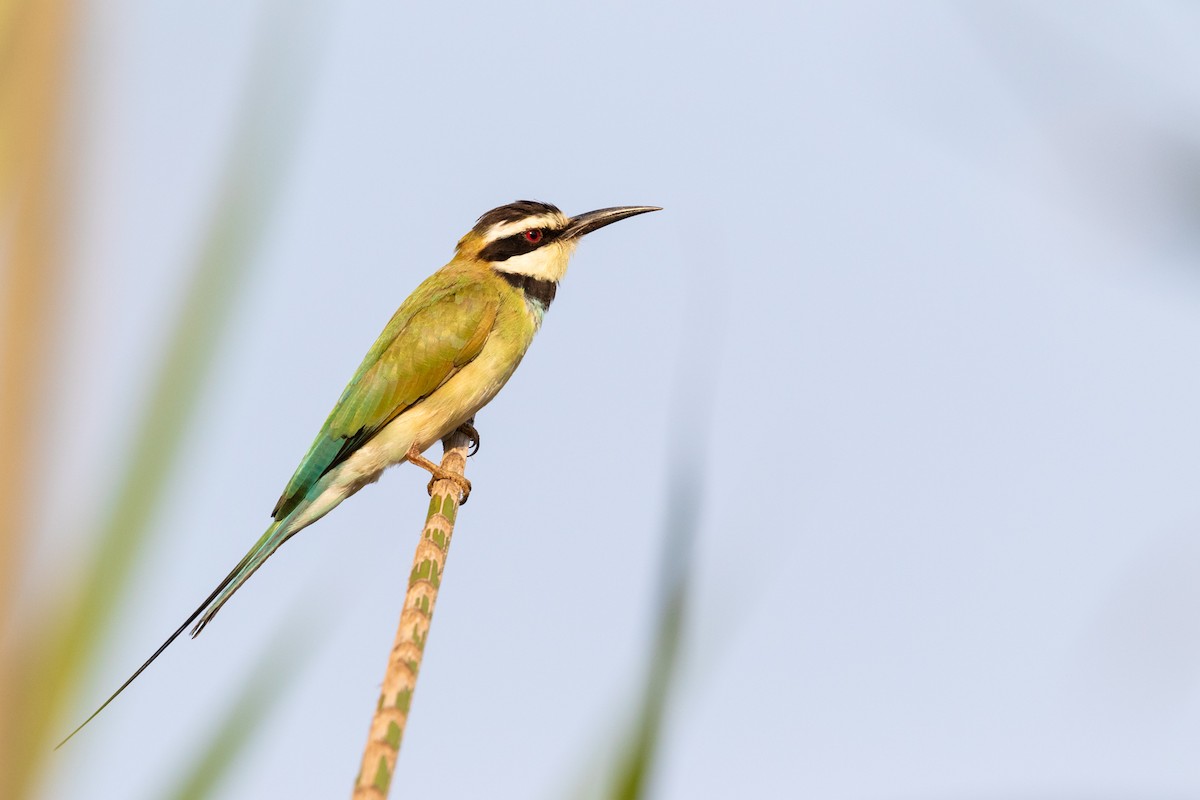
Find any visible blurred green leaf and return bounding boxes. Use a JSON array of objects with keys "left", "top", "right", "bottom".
[
  {"left": 159, "top": 622, "right": 312, "bottom": 800},
  {"left": 593, "top": 230, "right": 722, "bottom": 800},
  {"left": 605, "top": 455, "right": 699, "bottom": 800},
  {"left": 50, "top": 0, "right": 326, "bottom": 703},
  {"left": 5, "top": 2, "right": 328, "bottom": 796}
]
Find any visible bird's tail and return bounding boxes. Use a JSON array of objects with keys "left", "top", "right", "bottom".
[
  {"left": 189, "top": 514, "right": 296, "bottom": 638},
  {"left": 55, "top": 507, "right": 306, "bottom": 749}
]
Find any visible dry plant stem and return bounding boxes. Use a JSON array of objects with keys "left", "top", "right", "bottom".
[
  {"left": 352, "top": 427, "right": 472, "bottom": 799},
  {"left": 0, "top": 3, "right": 71, "bottom": 796}
]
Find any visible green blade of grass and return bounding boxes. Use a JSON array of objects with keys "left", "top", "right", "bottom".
[
  {"left": 606, "top": 451, "right": 701, "bottom": 800},
  {"left": 8, "top": 3, "right": 327, "bottom": 795},
  {"left": 596, "top": 229, "right": 723, "bottom": 800},
  {"left": 158, "top": 620, "right": 313, "bottom": 800}
]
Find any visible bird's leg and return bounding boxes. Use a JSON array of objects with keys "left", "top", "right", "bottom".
[
  {"left": 456, "top": 421, "right": 480, "bottom": 457},
  {"left": 405, "top": 443, "right": 472, "bottom": 504}
]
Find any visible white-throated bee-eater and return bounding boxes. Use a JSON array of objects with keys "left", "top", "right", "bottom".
[{"left": 59, "top": 200, "right": 660, "bottom": 746}]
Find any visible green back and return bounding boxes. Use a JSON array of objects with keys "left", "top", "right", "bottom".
[{"left": 272, "top": 267, "right": 499, "bottom": 519}]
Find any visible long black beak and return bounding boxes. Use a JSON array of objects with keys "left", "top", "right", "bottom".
[{"left": 562, "top": 205, "right": 662, "bottom": 240}]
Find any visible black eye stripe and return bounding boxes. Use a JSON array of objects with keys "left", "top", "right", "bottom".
[{"left": 478, "top": 228, "right": 561, "bottom": 262}]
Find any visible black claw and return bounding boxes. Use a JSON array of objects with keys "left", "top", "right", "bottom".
[{"left": 457, "top": 422, "right": 481, "bottom": 457}]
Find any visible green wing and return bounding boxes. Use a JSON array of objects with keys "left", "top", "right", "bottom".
[{"left": 272, "top": 272, "right": 498, "bottom": 519}]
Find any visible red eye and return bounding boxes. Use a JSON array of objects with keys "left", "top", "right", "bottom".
[{"left": 523, "top": 228, "right": 543, "bottom": 243}]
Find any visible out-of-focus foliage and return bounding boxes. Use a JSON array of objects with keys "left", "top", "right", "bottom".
[
  {"left": 591, "top": 238, "right": 723, "bottom": 800},
  {"left": 604, "top": 461, "right": 697, "bottom": 800},
  {"left": 0, "top": 1, "right": 322, "bottom": 797},
  {"left": 160, "top": 625, "right": 307, "bottom": 800},
  {"left": 1, "top": 2, "right": 77, "bottom": 794}
]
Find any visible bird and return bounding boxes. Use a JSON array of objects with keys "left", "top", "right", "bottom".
[{"left": 58, "top": 199, "right": 660, "bottom": 746}]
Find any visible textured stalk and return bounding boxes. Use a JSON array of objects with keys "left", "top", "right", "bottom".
[{"left": 352, "top": 428, "right": 471, "bottom": 799}]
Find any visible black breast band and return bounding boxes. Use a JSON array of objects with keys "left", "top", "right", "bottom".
[{"left": 498, "top": 271, "right": 557, "bottom": 309}]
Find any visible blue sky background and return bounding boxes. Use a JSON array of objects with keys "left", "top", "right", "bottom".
[{"left": 32, "top": 2, "right": 1200, "bottom": 797}]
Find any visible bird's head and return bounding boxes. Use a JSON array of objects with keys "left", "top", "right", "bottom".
[{"left": 456, "top": 200, "right": 660, "bottom": 283}]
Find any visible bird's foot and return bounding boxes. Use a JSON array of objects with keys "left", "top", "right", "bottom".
[
  {"left": 426, "top": 473, "right": 471, "bottom": 504},
  {"left": 456, "top": 421, "right": 480, "bottom": 456},
  {"left": 406, "top": 444, "right": 472, "bottom": 504}
]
